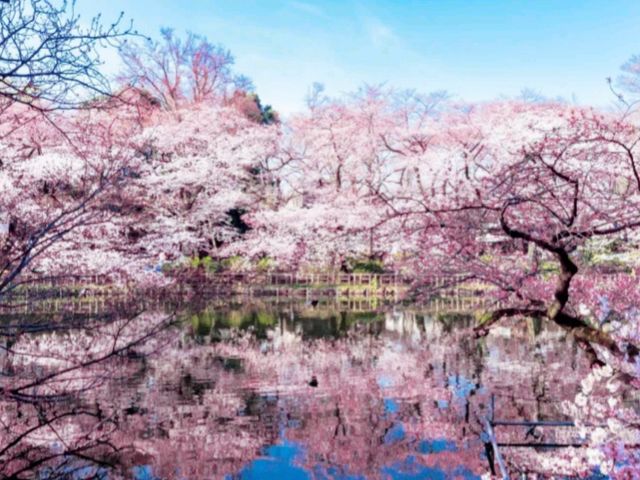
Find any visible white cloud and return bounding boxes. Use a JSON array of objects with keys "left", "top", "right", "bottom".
[{"left": 363, "top": 16, "right": 399, "bottom": 48}]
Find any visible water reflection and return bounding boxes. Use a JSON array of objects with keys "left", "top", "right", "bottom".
[{"left": 0, "top": 302, "right": 601, "bottom": 478}]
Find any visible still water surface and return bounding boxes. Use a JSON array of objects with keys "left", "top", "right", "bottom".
[{"left": 0, "top": 300, "right": 593, "bottom": 479}]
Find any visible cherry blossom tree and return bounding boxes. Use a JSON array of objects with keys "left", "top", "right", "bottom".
[
  {"left": 387, "top": 103, "right": 640, "bottom": 348},
  {"left": 0, "top": 0, "right": 133, "bottom": 112},
  {"left": 237, "top": 87, "right": 446, "bottom": 269},
  {"left": 0, "top": 22, "right": 280, "bottom": 288},
  {"left": 0, "top": 99, "right": 153, "bottom": 294},
  {"left": 249, "top": 94, "right": 640, "bottom": 353},
  {"left": 0, "top": 1, "right": 142, "bottom": 294},
  {"left": 114, "top": 31, "right": 282, "bottom": 268},
  {"left": 118, "top": 101, "right": 280, "bottom": 268},
  {"left": 616, "top": 54, "right": 640, "bottom": 105},
  {"left": 119, "top": 28, "right": 250, "bottom": 111}
]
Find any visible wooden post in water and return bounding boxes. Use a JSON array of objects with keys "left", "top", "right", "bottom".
[{"left": 483, "top": 417, "right": 509, "bottom": 480}]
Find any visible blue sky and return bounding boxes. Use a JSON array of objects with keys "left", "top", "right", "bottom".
[{"left": 77, "top": 1, "right": 640, "bottom": 115}]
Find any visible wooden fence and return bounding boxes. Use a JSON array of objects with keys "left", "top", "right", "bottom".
[
  {"left": 0, "top": 271, "right": 499, "bottom": 309},
  {"left": 199, "top": 272, "right": 479, "bottom": 290}
]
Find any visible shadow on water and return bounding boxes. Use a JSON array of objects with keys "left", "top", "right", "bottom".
[{"left": 0, "top": 298, "right": 612, "bottom": 479}]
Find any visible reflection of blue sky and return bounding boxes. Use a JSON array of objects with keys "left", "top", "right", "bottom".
[
  {"left": 382, "top": 456, "right": 479, "bottom": 480},
  {"left": 384, "top": 422, "right": 406, "bottom": 444},
  {"left": 447, "top": 374, "right": 485, "bottom": 415},
  {"left": 384, "top": 398, "right": 399, "bottom": 414},
  {"left": 134, "top": 465, "right": 160, "bottom": 480},
  {"left": 216, "top": 402, "right": 482, "bottom": 480},
  {"left": 232, "top": 441, "right": 309, "bottom": 480},
  {"left": 379, "top": 373, "right": 464, "bottom": 413},
  {"left": 417, "top": 439, "right": 457, "bottom": 455},
  {"left": 447, "top": 375, "right": 477, "bottom": 400},
  {"left": 135, "top": 379, "right": 483, "bottom": 480},
  {"left": 233, "top": 438, "right": 479, "bottom": 479},
  {"left": 225, "top": 393, "right": 481, "bottom": 480},
  {"left": 377, "top": 375, "right": 394, "bottom": 389}
]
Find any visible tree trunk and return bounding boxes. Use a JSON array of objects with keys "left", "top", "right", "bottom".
[
  {"left": 546, "top": 249, "right": 577, "bottom": 322},
  {"left": 475, "top": 248, "right": 637, "bottom": 360},
  {"left": 544, "top": 250, "right": 636, "bottom": 359}
]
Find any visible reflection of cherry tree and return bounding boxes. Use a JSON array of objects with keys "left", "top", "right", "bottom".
[
  {"left": 279, "top": 322, "right": 601, "bottom": 478},
  {"left": 135, "top": 323, "right": 485, "bottom": 478},
  {"left": 0, "top": 307, "right": 632, "bottom": 479},
  {"left": 273, "top": 339, "right": 482, "bottom": 477},
  {"left": 161, "top": 312, "right": 597, "bottom": 478},
  {"left": 0, "top": 312, "right": 174, "bottom": 479},
  {"left": 0, "top": 310, "right": 279, "bottom": 479}
]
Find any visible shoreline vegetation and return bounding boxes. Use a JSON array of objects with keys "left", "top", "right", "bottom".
[{"left": 2, "top": 268, "right": 634, "bottom": 323}]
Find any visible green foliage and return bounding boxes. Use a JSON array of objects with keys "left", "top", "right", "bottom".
[
  {"left": 479, "top": 253, "right": 493, "bottom": 263},
  {"left": 226, "top": 310, "right": 244, "bottom": 327},
  {"left": 255, "top": 311, "right": 276, "bottom": 326},
  {"left": 222, "top": 255, "right": 246, "bottom": 271},
  {"left": 581, "top": 248, "right": 595, "bottom": 265},
  {"left": 186, "top": 254, "right": 247, "bottom": 273},
  {"left": 188, "top": 255, "right": 216, "bottom": 271},
  {"left": 161, "top": 262, "right": 178, "bottom": 274},
  {"left": 261, "top": 105, "right": 278, "bottom": 124},
  {"left": 191, "top": 311, "right": 214, "bottom": 336},
  {"left": 344, "top": 311, "right": 380, "bottom": 323},
  {"left": 475, "top": 311, "right": 494, "bottom": 327},
  {"left": 351, "top": 258, "right": 385, "bottom": 273},
  {"left": 256, "top": 256, "right": 274, "bottom": 272},
  {"left": 539, "top": 261, "right": 559, "bottom": 275},
  {"left": 578, "top": 238, "right": 638, "bottom": 271},
  {"left": 604, "top": 238, "right": 625, "bottom": 254},
  {"left": 241, "top": 92, "right": 279, "bottom": 125},
  {"left": 201, "top": 256, "right": 214, "bottom": 271}
]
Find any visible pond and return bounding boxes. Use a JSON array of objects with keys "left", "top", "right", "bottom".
[{"left": 0, "top": 298, "right": 602, "bottom": 479}]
